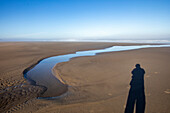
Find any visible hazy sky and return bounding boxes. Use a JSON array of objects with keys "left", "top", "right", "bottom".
[{"left": 0, "top": 0, "right": 170, "bottom": 40}]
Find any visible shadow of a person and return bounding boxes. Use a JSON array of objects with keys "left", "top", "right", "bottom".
[{"left": 125, "top": 64, "right": 146, "bottom": 113}]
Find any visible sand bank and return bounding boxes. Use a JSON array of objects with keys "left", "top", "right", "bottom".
[
  {"left": 0, "top": 42, "right": 170, "bottom": 113},
  {"left": 49, "top": 47, "right": 170, "bottom": 113}
]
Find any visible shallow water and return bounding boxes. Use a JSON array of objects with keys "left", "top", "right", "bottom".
[{"left": 24, "top": 45, "right": 170, "bottom": 97}]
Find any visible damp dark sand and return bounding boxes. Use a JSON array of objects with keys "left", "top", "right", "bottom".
[{"left": 0, "top": 42, "right": 170, "bottom": 113}]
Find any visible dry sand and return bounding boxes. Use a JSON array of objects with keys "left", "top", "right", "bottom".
[{"left": 0, "top": 42, "right": 170, "bottom": 113}]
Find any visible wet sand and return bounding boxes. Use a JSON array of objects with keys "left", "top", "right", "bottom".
[
  {"left": 0, "top": 42, "right": 122, "bottom": 112},
  {"left": 0, "top": 42, "right": 170, "bottom": 113}
]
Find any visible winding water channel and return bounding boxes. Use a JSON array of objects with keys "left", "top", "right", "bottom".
[{"left": 24, "top": 45, "right": 170, "bottom": 97}]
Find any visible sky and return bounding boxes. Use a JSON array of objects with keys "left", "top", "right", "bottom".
[{"left": 0, "top": 0, "right": 170, "bottom": 41}]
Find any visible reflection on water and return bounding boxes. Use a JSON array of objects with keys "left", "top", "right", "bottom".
[{"left": 24, "top": 45, "right": 170, "bottom": 97}]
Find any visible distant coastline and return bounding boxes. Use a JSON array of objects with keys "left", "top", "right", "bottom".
[{"left": 1, "top": 39, "right": 170, "bottom": 44}]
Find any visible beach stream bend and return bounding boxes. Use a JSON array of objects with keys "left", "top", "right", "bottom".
[{"left": 24, "top": 45, "right": 170, "bottom": 98}]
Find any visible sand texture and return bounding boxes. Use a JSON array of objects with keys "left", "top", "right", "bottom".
[
  {"left": 0, "top": 42, "right": 170, "bottom": 113},
  {"left": 0, "top": 42, "right": 116, "bottom": 112}
]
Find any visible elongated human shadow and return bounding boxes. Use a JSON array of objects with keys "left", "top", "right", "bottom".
[{"left": 125, "top": 64, "right": 146, "bottom": 113}]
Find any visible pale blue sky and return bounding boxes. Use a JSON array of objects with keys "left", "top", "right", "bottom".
[{"left": 0, "top": 0, "right": 170, "bottom": 40}]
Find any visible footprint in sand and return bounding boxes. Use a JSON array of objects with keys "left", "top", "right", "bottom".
[
  {"left": 108, "top": 93, "right": 112, "bottom": 96},
  {"left": 164, "top": 89, "right": 170, "bottom": 94},
  {"left": 154, "top": 72, "right": 158, "bottom": 74}
]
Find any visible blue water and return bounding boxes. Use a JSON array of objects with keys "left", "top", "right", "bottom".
[{"left": 25, "top": 45, "right": 170, "bottom": 97}]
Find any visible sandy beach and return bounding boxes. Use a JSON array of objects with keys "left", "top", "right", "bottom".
[{"left": 0, "top": 42, "right": 170, "bottom": 113}]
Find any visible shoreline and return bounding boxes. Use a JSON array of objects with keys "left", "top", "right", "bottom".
[
  {"left": 1, "top": 40, "right": 170, "bottom": 44},
  {"left": 0, "top": 42, "right": 170, "bottom": 113},
  {"left": 24, "top": 44, "right": 170, "bottom": 98},
  {"left": 0, "top": 42, "right": 117, "bottom": 112}
]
